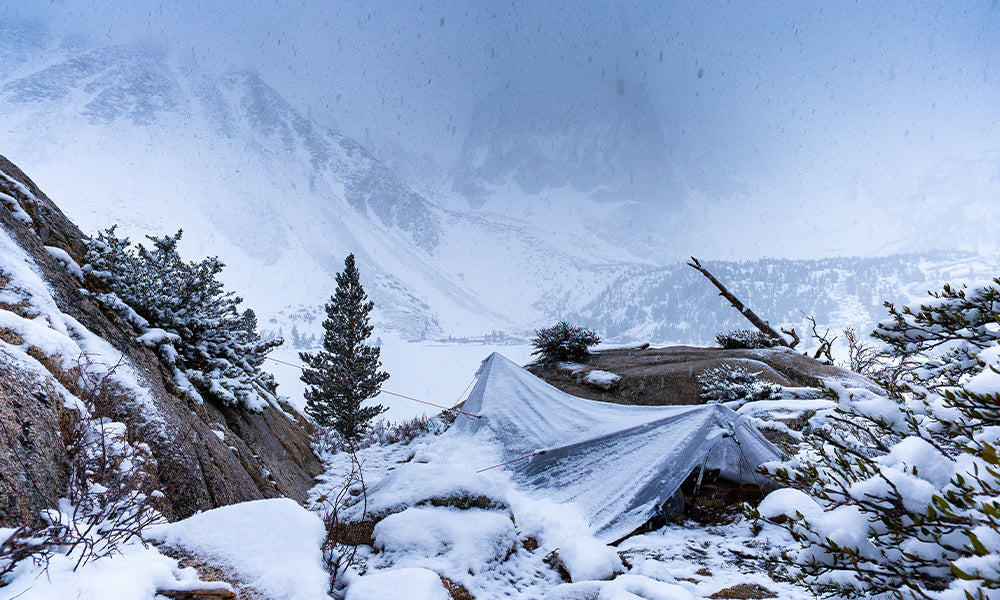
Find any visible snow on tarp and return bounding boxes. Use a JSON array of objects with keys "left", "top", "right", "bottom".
[{"left": 457, "top": 353, "right": 783, "bottom": 542}]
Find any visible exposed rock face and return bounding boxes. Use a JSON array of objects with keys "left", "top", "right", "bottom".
[
  {"left": 529, "top": 345, "right": 880, "bottom": 406},
  {"left": 0, "top": 357, "right": 70, "bottom": 527},
  {"left": 0, "top": 154, "right": 322, "bottom": 525}
]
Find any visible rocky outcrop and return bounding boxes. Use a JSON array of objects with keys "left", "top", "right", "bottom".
[
  {"left": 0, "top": 154, "right": 322, "bottom": 525},
  {"left": 529, "top": 344, "right": 880, "bottom": 406}
]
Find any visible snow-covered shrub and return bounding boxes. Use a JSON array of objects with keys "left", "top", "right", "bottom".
[
  {"left": 696, "top": 363, "right": 781, "bottom": 407},
  {"left": 0, "top": 525, "right": 55, "bottom": 584},
  {"left": 715, "top": 329, "right": 781, "bottom": 349},
  {"left": 873, "top": 276, "right": 1000, "bottom": 388},
  {"left": 754, "top": 278, "right": 1000, "bottom": 600},
  {"left": 0, "top": 354, "right": 162, "bottom": 580},
  {"left": 531, "top": 321, "right": 600, "bottom": 363},
  {"left": 314, "top": 415, "right": 448, "bottom": 456},
  {"left": 316, "top": 450, "right": 369, "bottom": 597},
  {"left": 83, "top": 226, "right": 281, "bottom": 409},
  {"left": 54, "top": 413, "right": 161, "bottom": 569}
]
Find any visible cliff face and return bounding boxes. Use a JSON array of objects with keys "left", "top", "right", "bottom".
[{"left": 0, "top": 154, "right": 322, "bottom": 525}]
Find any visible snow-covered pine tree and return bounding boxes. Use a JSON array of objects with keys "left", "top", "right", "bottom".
[
  {"left": 531, "top": 321, "right": 601, "bottom": 363},
  {"left": 83, "top": 227, "right": 282, "bottom": 409},
  {"left": 300, "top": 254, "right": 388, "bottom": 442},
  {"left": 755, "top": 277, "right": 1000, "bottom": 600}
]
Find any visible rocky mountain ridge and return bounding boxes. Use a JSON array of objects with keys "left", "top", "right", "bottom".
[{"left": 0, "top": 154, "right": 322, "bottom": 526}]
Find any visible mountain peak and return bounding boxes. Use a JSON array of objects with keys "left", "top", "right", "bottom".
[{"left": 453, "top": 78, "right": 678, "bottom": 208}]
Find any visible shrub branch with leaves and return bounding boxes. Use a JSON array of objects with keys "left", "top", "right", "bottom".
[
  {"left": 0, "top": 354, "right": 162, "bottom": 581},
  {"left": 754, "top": 278, "right": 1000, "bottom": 600},
  {"left": 84, "top": 226, "right": 281, "bottom": 409},
  {"left": 873, "top": 277, "right": 1000, "bottom": 388}
]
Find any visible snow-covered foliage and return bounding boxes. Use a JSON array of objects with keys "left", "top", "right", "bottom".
[
  {"left": 696, "top": 363, "right": 781, "bottom": 408},
  {"left": 715, "top": 328, "right": 781, "bottom": 349},
  {"left": 0, "top": 358, "right": 163, "bottom": 585},
  {"left": 874, "top": 276, "right": 1000, "bottom": 388},
  {"left": 757, "top": 279, "right": 1000, "bottom": 599},
  {"left": 83, "top": 226, "right": 282, "bottom": 410},
  {"left": 300, "top": 254, "right": 388, "bottom": 440},
  {"left": 530, "top": 321, "right": 600, "bottom": 363}
]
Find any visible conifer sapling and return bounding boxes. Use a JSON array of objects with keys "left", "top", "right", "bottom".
[{"left": 300, "top": 254, "right": 389, "bottom": 442}]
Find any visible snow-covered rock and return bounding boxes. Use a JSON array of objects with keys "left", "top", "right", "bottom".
[
  {"left": 555, "top": 536, "right": 624, "bottom": 583},
  {"left": 0, "top": 154, "right": 322, "bottom": 524},
  {"left": 347, "top": 461, "right": 510, "bottom": 521},
  {"left": 345, "top": 568, "right": 450, "bottom": 600},
  {"left": 372, "top": 506, "right": 516, "bottom": 574},
  {"left": 148, "top": 498, "right": 329, "bottom": 600}
]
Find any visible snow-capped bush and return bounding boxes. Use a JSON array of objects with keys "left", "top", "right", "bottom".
[
  {"left": 755, "top": 278, "right": 1000, "bottom": 600},
  {"left": 0, "top": 355, "right": 162, "bottom": 580},
  {"left": 873, "top": 277, "right": 1000, "bottom": 388},
  {"left": 83, "top": 226, "right": 281, "bottom": 409},
  {"left": 531, "top": 321, "right": 600, "bottom": 363},
  {"left": 696, "top": 363, "right": 781, "bottom": 407},
  {"left": 715, "top": 329, "right": 781, "bottom": 349}
]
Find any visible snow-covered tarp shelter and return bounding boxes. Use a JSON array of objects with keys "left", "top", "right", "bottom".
[{"left": 457, "top": 353, "right": 783, "bottom": 542}]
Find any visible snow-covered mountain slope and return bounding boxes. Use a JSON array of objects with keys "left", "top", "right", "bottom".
[
  {"left": 1, "top": 28, "right": 996, "bottom": 355},
  {"left": 0, "top": 31, "right": 633, "bottom": 340},
  {"left": 454, "top": 78, "right": 680, "bottom": 208}
]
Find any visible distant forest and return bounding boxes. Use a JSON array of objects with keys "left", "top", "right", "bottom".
[{"left": 567, "top": 251, "right": 990, "bottom": 344}]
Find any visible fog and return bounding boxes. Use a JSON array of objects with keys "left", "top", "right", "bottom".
[{"left": 8, "top": 1, "right": 1000, "bottom": 257}]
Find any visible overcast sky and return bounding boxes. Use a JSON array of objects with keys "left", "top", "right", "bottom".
[{"left": 11, "top": 1, "right": 998, "bottom": 170}]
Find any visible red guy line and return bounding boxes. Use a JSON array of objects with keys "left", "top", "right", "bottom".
[
  {"left": 476, "top": 450, "right": 546, "bottom": 473},
  {"left": 249, "top": 352, "right": 481, "bottom": 419}
]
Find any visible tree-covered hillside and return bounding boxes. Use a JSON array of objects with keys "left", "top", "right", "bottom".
[{"left": 566, "top": 251, "right": 994, "bottom": 344}]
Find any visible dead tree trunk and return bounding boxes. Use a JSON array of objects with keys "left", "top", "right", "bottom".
[{"left": 686, "top": 257, "right": 794, "bottom": 348}]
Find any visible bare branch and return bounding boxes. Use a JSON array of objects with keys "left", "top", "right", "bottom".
[
  {"left": 780, "top": 327, "right": 800, "bottom": 349},
  {"left": 687, "top": 257, "right": 791, "bottom": 347}
]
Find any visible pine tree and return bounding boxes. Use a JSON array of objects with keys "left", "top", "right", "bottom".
[{"left": 300, "top": 254, "right": 388, "bottom": 441}]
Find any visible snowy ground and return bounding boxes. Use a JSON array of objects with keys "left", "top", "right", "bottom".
[
  {"left": 1, "top": 409, "right": 816, "bottom": 600},
  {"left": 307, "top": 418, "right": 816, "bottom": 600}
]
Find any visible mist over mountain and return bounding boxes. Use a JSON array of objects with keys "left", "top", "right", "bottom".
[
  {"left": 0, "top": 14, "right": 997, "bottom": 351},
  {"left": 0, "top": 30, "right": 644, "bottom": 342},
  {"left": 454, "top": 78, "right": 680, "bottom": 207},
  {"left": 0, "top": 32, "right": 457, "bottom": 339}
]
